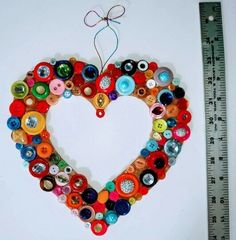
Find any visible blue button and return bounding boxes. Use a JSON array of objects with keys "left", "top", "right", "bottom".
[
  {"left": 166, "top": 117, "right": 177, "bottom": 128},
  {"left": 7, "top": 116, "right": 20, "bottom": 130},
  {"left": 164, "top": 140, "right": 182, "bottom": 157},
  {"left": 32, "top": 135, "right": 42, "bottom": 144},
  {"left": 16, "top": 143, "right": 24, "bottom": 150},
  {"left": 20, "top": 145, "right": 36, "bottom": 161},
  {"left": 163, "top": 130, "right": 172, "bottom": 139},
  {"left": 146, "top": 139, "right": 158, "bottom": 152},
  {"left": 114, "top": 199, "right": 131, "bottom": 216},
  {"left": 63, "top": 89, "right": 72, "bottom": 98},
  {"left": 105, "top": 211, "right": 118, "bottom": 224},
  {"left": 140, "top": 148, "right": 150, "bottom": 157},
  {"left": 157, "top": 89, "right": 174, "bottom": 105},
  {"left": 79, "top": 207, "right": 92, "bottom": 221},
  {"left": 82, "top": 188, "right": 98, "bottom": 204},
  {"left": 115, "top": 75, "right": 135, "bottom": 96},
  {"left": 82, "top": 64, "right": 99, "bottom": 82}
]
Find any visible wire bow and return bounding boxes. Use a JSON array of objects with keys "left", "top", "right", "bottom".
[{"left": 84, "top": 5, "right": 125, "bottom": 73}]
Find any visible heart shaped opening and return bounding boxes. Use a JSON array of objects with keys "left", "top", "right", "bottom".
[{"left": 47, "top": 96, "right": 152, "bottom": 191}]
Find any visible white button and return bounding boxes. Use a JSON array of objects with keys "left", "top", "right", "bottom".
[
  {"left": 49, "top": 165, "right": 59, "bottom": 175},
  {"left": 146, "top": 79, "right": 156, "bottom": 89}
]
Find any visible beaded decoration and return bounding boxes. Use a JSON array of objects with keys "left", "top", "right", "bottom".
[{"left": 7, "top": 5, "right": 191, "bottom": 236}]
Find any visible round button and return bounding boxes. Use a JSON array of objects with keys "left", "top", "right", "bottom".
[
  {"left": 9, "top": 100, "right": 26, "bottom": 117},
  {"left": 81, "top": 83, "right": 97, "bottom": 98},
  {"left": 108, "top": 91, "right": 118, "bottom": 101},
  {"left": 49, "top": 79, "right": 65, "bottom": 95},
  {"left": 158, "top": 89, "right": 174, "bottom": 105},
  {"left": 105, "top": 181, "right": 115, "bottom": 192},
  {"left": 164, "top": 139, "right": 182, "bottom": 157},
  {"left": 91, "top": 220, "right": 108, "bottom": 236},
  {"left": 40, "top": 175, "right": 56, "bottom": 191},
  {"left": 172, "top": 124, "right": 191, "bottom": 142},
  {"left": 140, "top": 148, "right": 150, "bottom": 157},
  {"left": 134, "top": 157, "right": 146, "bottom": 170},
  {"left": 137, "top": 60, "right": 149, "bottom": 72},
  {"left": 32, "top": 82, "right": 50, "bottom": 99},
  {"left": 146, "top": 151, "right": 168, "bottom": 172},
  {"left": 7, "top": 116, "right": 20, "bottom": 130},
  {"left": 146, "top": 139, "right": 158, "bottom": 152},
  {"left": 55, "top": 172, "right": 70, "bottom": 186},
  {"left": 49, "top": 153, "right": 61, "bottom": 164},
  {"left": 36, "top": 101, "right": 50, "bottom": 113},
  {"left": 92, "top": 93, "right": 109, "bottom": 109},
  {"left": 177, "top": 110, "right": 192, "bottom": 124},
  {"left": 82, "top": 188, "right": 98, "bottom": 204},
  {"left": 82, "top": 64, "right": 99, "bottom": 81},
  {"left": 96, "top": 109, "right": 105, "bottom": 118},
  {"left": 49, "top": 165, "right": 60, "bottom": 175},
  {"left": 24, "top": 95, "right": 36, "bottom": 108},
  {"left": 32, "top": 135, "right": 42, "bottom": 144},
  {"left": 74, "top": 61, "right": 86, "bottom": 74},
  {"left": 96, "top": 73, "right": 115, "bottom": 93},
  {"left": 33, "top": 62, "right": 54, "bottom": 82},
  {"left": 150, "top": 103, "right": 166, "bottom": 119},
  {"left": 29, "top": 158, "right": 49, "bottom": 178},
  {"left": 70, "top": 174, "right": 88, "bottom": 193},
  {"left": 63, "top": 89, "right": 72, "bottom": 98},
  {"left": 146, "top": 79, "right": 156, "bottom": 89},
  {"left": 163, "top": 129, "right": 172, "bottom": 139},
  {"left": 115, "top": 173, "right": 139, "bottom": 198},
  {"left": 11, "top": 129, "right": 28, "bottom": 144},
  {"left": 21, "top": 111, "right": 45, "bottom": 135},
  {"left": 136, "top": 86, "right": 147, "bottom": 98},
  {"left": 36, "top": 142, "right": 53, "bottom": 158},
  {"left": 105, "top": 211, "right": 118, "bottom": 225},
  {"left": 154, "top": 67, "right": 173, "bottom": 87},
  {"left": 145, "top": 95, "right": 156, "bottom": 106},
  {"left": 166, "top": 117, "right": 177, "bottom": 128},
  {"left": 79, "top": 206, "right": 95, "bottom": 222},
  {"left": 139, "top": 169, "right": 158, "bottom": 188},
  {"left": 133, "top": 71, "right": 146, "bottom": 84},
  {"left": 173, "top": 87, "right": 185, "bottom": 99},
  {"left": 121, "top": 59, "right": 137, "bottom": 75},
  {"left": 54, "top": 60, "right": 74, "bottom": 80},
  {"left": 11, "top": 80, "right": 29, "bottom": 99},
  {"left": 115, "top": 75, "right": 135, "bottom": 96},
  {"left": 46, "top": 93, "right": 60, "bottom": 106},
  {"left": 66, "top": 192, "right": 83, "bottom": 208},
  {"left": 153, "top": 119, "right": 167, "bottom": 133},
  {"left": 20, "top": 145, "right": 36, "bottom": 161},
  {"left": 114, "top": 199, "right": 131, "bottom": 216}
]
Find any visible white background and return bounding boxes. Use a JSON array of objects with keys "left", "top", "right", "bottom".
[{"left": 0, "top": 0, "right": 235, "bottom": 239}]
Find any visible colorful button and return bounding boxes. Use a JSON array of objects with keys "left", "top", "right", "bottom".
[
  {"left": 54, "top": 60, "right": 74, "bottom": 80},
  {"left": 146, "top": 139, "right": 158, "bottom": 152},
  {"left": 91, "top": 220, "right": 108, "bottom": 236},
  {"left": 32, "top": 82, "right": 50, "bottom": 99},
  {"left": 154, "top": 67, "right": 173, "bottom": 87},
  {"left": 55, "top": 172, "right": 70, "bottom": 186},
  {"left": 177, "top": 110, "right": 192, "bottom": 124},
  {"left": 105, "top": 211, "right": 118, "bottom": 224},
  {"left": 146, "top": 151, "right": 168, "bottom": 172},
  {"left": 164, "top": 139, "right": 182, "bottom": 157},
  {"left": 139, "top": 169, "right": 158, "bottom": 188},
  {"left": 7, "top": 116, "right": 20, "bottom": 130},
  {"left": 24, "top": 95, "right": 36, "bottom": 107},
  {"left": 172, "top": 124, "right": 191, "bottom": 142},
  {"left": 114, "top": 199, "right": 131, "bottom": 215},
  {"left": 80, "top": 83, "right": 97, "bottom": 98},
  {"left": 92, "top": 93, "right": 109, "bottom": 109},
  {"left": 97, "top": 190, "right": 109, "bottom": 204},
  {"left": 150, "top": 103, "right": 166, "bottom": 119},
  {"left": 82, "top": 188, "right": 98, "bottom": 204},
  {"left": 40, "top": 175, "right": 56, "bottom": 191},
  {"left": 70, "top": 174, "right": 88, "bottom": 193},
  {"left": 115, "top": 173, "right": 139, "bottom": 198},
  {"left": 82, "top": 64, "right": 99, "bottom": 81},
  {"left": 66, "top": 192, "right": 83, "bottom": 208},
  {"left": 11, "top": 80, "right": 29, "bottom": 99},
  {"left": 20, "top": 145, "right": 36, "bottom": 161},
  {"left": 36, "top": 142, "right": 53, "bottom": 158},
  {"left": 49, "top": 79, "right": 65, "bottom": 95},
  {"left": 158, "top": 89, "right": 174, "bottom": 105},
  {"left": 79, "top": 206, "right": 95, "bottom": 222},
  {"left": 153, "top": 119, "right": 167, "bottom": 133},
  {"left": 9, "top": 100, "right": 26, "bottom": 117},
  {"left": 106, "top": 181, "right": 115, "bottom": 192},
  {"left": 11, "top": 129, "right": 28, "bottom": 144},
  {"left": 95, "top": 73, "right": 115, "bottom": 93},
  {"left": 121, "top": 59, "right": 137, "bottom": 75},
  {"left": 33, "top": 62, "right": 54, "bottom": 82},
  {"left": 115, "top": 75, "right": 135, "bottom": 96},
  {"left": 21, "top": 111, "right": 45, "bottom": 135},
  {"left": 137, "top": 60, "right": 149, "bottom": 72},
  {"left": 29, "top": 158, "right": 49, "bottom": 178}
]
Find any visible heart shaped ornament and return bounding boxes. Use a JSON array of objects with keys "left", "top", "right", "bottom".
[{"left": 8, "top": 57, "right": 191, "bottom": 235}]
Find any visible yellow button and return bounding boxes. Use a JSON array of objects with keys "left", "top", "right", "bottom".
[
  {"left": 92, "top": 93, "right": 109, "bottom": 109},
  {"left": 153, "top": 119, "right": 167, "bottom": 133},
  {"left": 21, "top": 111, "right": 46, "bottom": 135}
]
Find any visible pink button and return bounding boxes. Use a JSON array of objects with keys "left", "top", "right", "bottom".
[
  {"left": 49, "top": 79, "right": 65, "bottom": 95},
  {"left": 109, "top": 191, "right": 119, "bottom": 201},
  {"left": 172, "top": 124, "right": 191, "bottom": 142},
  {"left": 53, "top": 186, "right": 62, "bottom": 196},
  {"left": 26, "top": 78, "right": 35, "bottom": 88}
]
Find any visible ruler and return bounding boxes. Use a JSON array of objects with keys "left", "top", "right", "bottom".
[{"left": 199, "top": 2, "right": 230, "bottom": 240}]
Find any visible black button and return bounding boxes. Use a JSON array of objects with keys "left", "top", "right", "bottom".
[
  {"left": 154, "top": 158, "right": 165, "bottom": 169},
  {"left": 173, "top": 87, "right": 185, "bottom": 99},
  {"left": 160, "top": 92, "right": 173, "bottom": 105},
  {"left": 82, "top": 188, "right": 98, "bottom": 204},
  {"left": 54, "top": 60, "right": 74, "bottom": 80},
  {"left": 40, "top": 175, "right": 56, "bottom": 191},
  {"left": 79, "top": 207, "right": 92, "bottom": 220},
  {"left": 105, "top": 199, "right": 115, "bottom": 210},
  {"left": 121, "top": 59, "right": 137, "bottom": 75},
  {"left": 139, "top": 169, "right": 158, "bottom": 188}
]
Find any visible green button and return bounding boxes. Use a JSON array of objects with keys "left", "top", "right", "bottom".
[
  {"left": 58, "top": 160, "right": 68, "bottom": 170},
  {"left": 49, "top": 153, "right": 61, "bottom": 164},
  {"left": 11, "top": 80, "right": 29, "bottom": 99},
  {"left": 32, "top": 82, "right": 50, "bottom": 99},
  {"left": 105, "top": 181, "right": 115, "bottom": 192},
  {"left": 56, "top": 64, "right": 72, "bottom": 79}
]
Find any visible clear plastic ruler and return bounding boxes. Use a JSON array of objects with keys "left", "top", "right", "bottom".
[{"left": 199, "top": 2, "right": 230, "bottom": 240}]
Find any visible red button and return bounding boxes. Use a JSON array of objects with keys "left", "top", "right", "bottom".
[
  {"left": 146, "top": 151, "right": 168, "bottom": 174},
  {"left": 70, "top": 174, "right": 88, "bottom": 193},
  {"left": 93, "top": 201, "right": 106, "bottom": 213},
  {"left": 177, "top": 98, "right": 189, "bottom": 110},
  {"left": 107, "top": 63, "right": 115, "bottom": 71},
  {"left": 9, "top": 100, "right": 26, "bottom": 117},
  {"left": 172, "top": 124, "right": 191, "bottom": 142},
  {"left": 72, "top": 74, "right": 85, "bottom": 87},
  {"left": 133, "top": 71, "right": 146, "bottom": 84},
  {"left": 36, "top": 100, "right": 50, "bottom": 113},
  {"left": 149, "top": 62, "right": 158, "bottom": 72},
  {"left": 33, "top": 62, "right": 54, "bottom": 82},
  {"left": 81, "top": 83, "right": 97, "bottom": 98},
  {"left": 177, "top": 110, "right": 192, "bottom": 124},
  {"left": 91, "top": 220, "right": 108, "bottom": 236},
  {"left": 29, "top": 158, "right": 49, "bottom": 178},
  {"left": 111, "top": 68, "right": 122, "bottom": 80},
  {"left": 95, "top": 73, "right": 115, "bottom": 94},
  {"left": 74, "top": 61, "right": 86, "bottom": 74}
]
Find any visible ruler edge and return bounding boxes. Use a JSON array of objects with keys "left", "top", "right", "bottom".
[{"left": 199, "top": 2, "right": 230, "bottom": 239}]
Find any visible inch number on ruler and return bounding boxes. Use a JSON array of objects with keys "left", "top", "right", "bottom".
[{"left": 199, "top": 2, "right": 230, "bottom": 240}]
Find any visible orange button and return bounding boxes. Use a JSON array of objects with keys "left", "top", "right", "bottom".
[
  {"left": 66, "top": 192, "right": 83, "bottom": 209},
  {"left": 97, "top": 190, "right": 109, "bottom": 204},
  {"left": 36, "top": 142, "right": 53, "bottom": 158}
]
